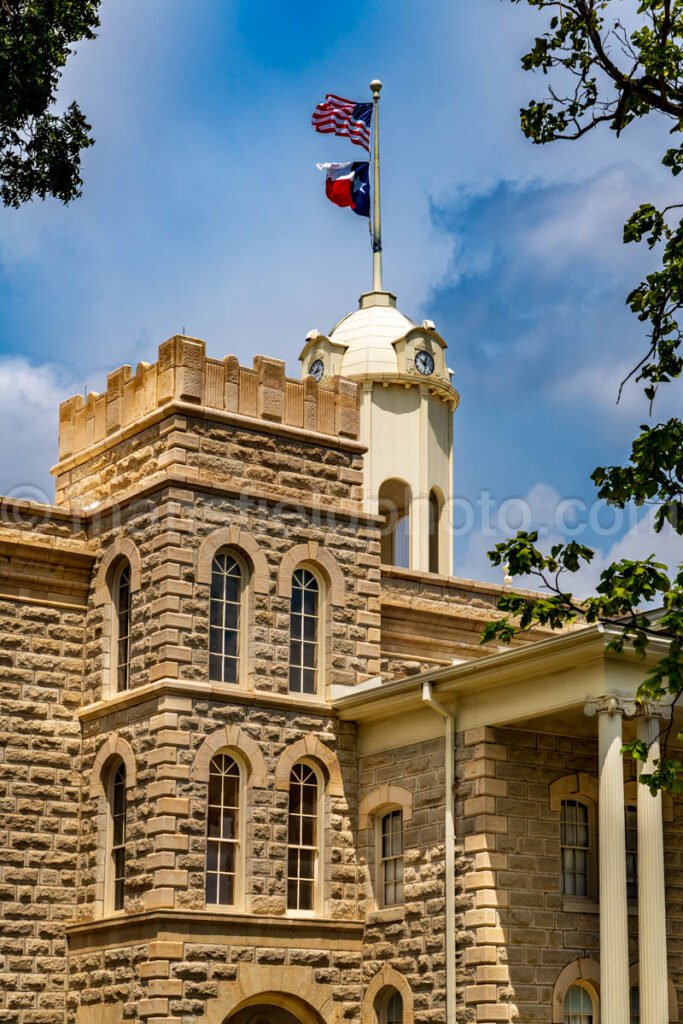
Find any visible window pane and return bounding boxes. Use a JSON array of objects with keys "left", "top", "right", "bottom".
[
  {"left": 561, "top": 800, "right": 590, "bottom": 898},
  {"left": 301, "top": 814, "right": 315, "bottom": 847},
  {"left": 563, "top": 985, "right": 593, "bottom": 1024},
  {"left": 287, "top": 764, "right": 319, "bottom": 910},
  {"left": 110, "top": 763, "right": 126, "bottom": 911},
  {"left": 381, "top": 811, "right": 404, "bottom": 908},
  {"left": 298, "top": 880, "right": 314, "bottom": 911},
  {"left": 206, "top": 872, "right": 218, "bottom": 905},
  {"left": 219, "top": 872, "right": 235, "bottom": 906},
  {"left": 387, "top": 987, "right": 403, "bottom": 1024},
  {"left": 303, "top": 642, "right": 317, "bottom": 668},
  {"left": 115, "top": 563, "right": 132, "bottom": 692},
  {"left": 289, "top": 569, "right": 319, "bottom": 694},
  {"left": 302, "top": 669, "right": 316, "bottom": 694},
  {"left": 205, "top": 755, "right": 240, "bottom": 906},
  {"left": 206, "top": 839, "right": 219, "bottom": 872},
  {"left": 209, "top": 553, "right": 242, "bottom": 685}
]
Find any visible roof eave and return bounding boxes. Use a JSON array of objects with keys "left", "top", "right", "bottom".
[{"left": 332, "top": 624, "right": 672, "bottom": 723}]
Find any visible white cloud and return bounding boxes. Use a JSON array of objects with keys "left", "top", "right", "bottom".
[
  {"left": 576, "top": 508, "right": 682, "bottom": 597},
  {"left": 455, "top": 483, "right": 681, "bottom": 605},
  {"left": 0, "top": 359, "right": 75, "bottom": 501}
]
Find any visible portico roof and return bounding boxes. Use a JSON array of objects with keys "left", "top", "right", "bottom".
[{"left": 332, "top": 623, "right": 673, "bottom": 737}]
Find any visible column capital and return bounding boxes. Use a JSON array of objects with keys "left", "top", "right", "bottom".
[
  {"left": 638, "top": 697, "right": 672, "bottom": 721},
  {"left": 584, "top": 694, "right": 638, "bottom": 719}
]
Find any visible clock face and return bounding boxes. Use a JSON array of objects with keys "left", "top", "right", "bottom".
[
  {"left": 415, "top": 350, "right": 435, "bottom": 376},
  {"left": 309, "top": 358, "right": 324, "bottom": 382}
]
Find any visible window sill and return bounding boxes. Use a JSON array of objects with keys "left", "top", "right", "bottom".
[{"left": 366, "top": 906, "right": 405, "bottom": 925}]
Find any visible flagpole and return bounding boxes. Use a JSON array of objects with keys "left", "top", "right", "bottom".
[{"left": 370, "top": 79, "right": 383, "bottom": 292}]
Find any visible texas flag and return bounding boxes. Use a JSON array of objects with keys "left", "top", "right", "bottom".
[{"left": 316, "top": 162, "right": 370, "bottom": 218}]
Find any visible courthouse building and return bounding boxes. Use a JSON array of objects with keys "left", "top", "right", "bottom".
[{"left": 0, "top": 287, "right": 679, "bottom": 1024}]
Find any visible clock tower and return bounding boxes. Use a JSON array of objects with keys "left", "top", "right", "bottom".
[{"left": 300, "top": 289, "right": 459, "bottom": 575}]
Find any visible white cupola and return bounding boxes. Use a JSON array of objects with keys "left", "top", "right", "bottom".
[{"left": 300, "top": 290, "right": 459, "bottom": 575}]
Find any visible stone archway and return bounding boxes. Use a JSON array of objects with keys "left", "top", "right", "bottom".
[
  {"left": 206, "top": 963, "right": 341, "bottom": 1024},
  {"left": 228, "top": 1005, "right": 302, "bottom": 1024},
  {"left": 225, "top": 994, "right": 325, "bottom": 1024}
]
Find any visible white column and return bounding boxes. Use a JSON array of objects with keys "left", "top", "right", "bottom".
[
  {"left": 596, "top": 698, "right": 631, "bottom": 1023},
  {"left": 638, "top": 711, "right": 669, "bottom": 1024}
]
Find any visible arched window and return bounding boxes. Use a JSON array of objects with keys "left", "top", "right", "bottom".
[
  {"left": 206, "top": 753, "right": 240, "bottom": 906},
  {"left": 428, "top": 490, "right": 441, "bottom": 574},
  {"left": 378, "top": 989, "right": 403, "bottom": 1024},
  {"left": 287, "top": 762, "right": 319, "bottom": 911},
  {"left": 114, "top": 561, "right": 131, "bottom": 692},
  {"left": 563, "top": 985, "right": 594, "bottom": 1024},
  {"left": 626, "top": 803, "right": 638, "bottom": 899},
  {"left": 289, "top": 568, "right": 319, "bottom": 695},
  {"left": 378, "top": 479, "right": 411, "bottom": 569},
  {"left": 109, "top": 761, "right": 126, "bottom": 912},
  {"left": 209, "top": 551, "right": 243, "bottom": 684},
  {"left": 560, "top": 799, "right": 591, "bottom": 897},
  {"left": 630, "top": 986, "right": 640, "bottom": 1024},
  {"left": 380, "top": 810, "right": 404, "bottom": 907}
]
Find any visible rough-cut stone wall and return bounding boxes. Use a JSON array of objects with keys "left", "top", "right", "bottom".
[
  {"left": 0, "top": 594, "right": 86, "bottom": 1024},
  {"left": 358, "top": 738, "right": 448, "bottom": 1024},
  {"left": 56, "top": 408, "right": 365, "bottom": 512},
  {"left": 68, "top": 931, "right": 365, "bottom": 1024},
  {"left": 78, "top": 698, "right": 358, "bottom": 921},
  {"left": 72, "top": 695, "right": 362, "bottom": 1023},
  {"left": 379, "top": 568, "right": 560, "bottom": 679},
  {"left": 82, "top": 479, "right": 381, "bottom": 704},
  {"left": 63, "top": 403, "right": 382, "bottom": 1023}
]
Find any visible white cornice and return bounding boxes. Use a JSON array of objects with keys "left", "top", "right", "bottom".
[{"left": 332, "top": 624, "right": 672, "bottom": 723}]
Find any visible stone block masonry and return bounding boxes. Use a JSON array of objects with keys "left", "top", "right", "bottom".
[
  {"left": 358, "top": 738, "right": 448, "bottom": 1023},
  {"left": 0, "top": 597, "right": 88, "bottom": 1023},
  {"left": 54, "top": 337, "right": 361, "bottom": 507}
]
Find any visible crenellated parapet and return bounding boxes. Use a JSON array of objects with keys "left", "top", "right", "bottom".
[{"left": 58, "top": 335, "right": 360, "bottom": 463}]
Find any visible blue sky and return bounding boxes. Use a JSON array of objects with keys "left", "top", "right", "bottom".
[{"left": 0, "top": 0, "right": 679, "bottom": 586}]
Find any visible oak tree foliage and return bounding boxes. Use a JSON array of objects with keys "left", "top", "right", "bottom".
[
  {"left": 486, "top": 0, "right": 683, "bottom": 793},
  {"left": 0, "top": 0, "right": 100, "bottom": 207}
]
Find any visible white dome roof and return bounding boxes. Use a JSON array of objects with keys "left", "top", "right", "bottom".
[{"left": 331, "top": 294, "right": 415, "bottom": 376}]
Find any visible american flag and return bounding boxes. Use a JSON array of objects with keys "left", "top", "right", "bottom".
[{"left": 311, "top": 95, "right": 373, "bottom": 152}]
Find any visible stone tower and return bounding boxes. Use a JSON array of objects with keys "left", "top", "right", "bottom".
[{"left": 300, "top": 290, "right": 459, "bottom": 575}]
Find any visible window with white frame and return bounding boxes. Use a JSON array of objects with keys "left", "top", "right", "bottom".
[
  {"left": 114, "top": 561, "right": 132, "bottom": 692},
  {"left": 209, "top": 551, "right": 243, "bottom": 684},
  {"left": 205, "top": 753, "right": 241, "bottom": 906},
  {"left": 289, "top": 568, "right": 319, "bottom": 695},
  {"left": 560, "top": 799, "right": 591, "bottom": 897},
  {"left": 109, "top": 760, "right": 126, "bottom": 912},
  {"left": 563, "top": 984, "right": 594, "bottom": 1024},
  {"left": 287, "top": 762, "right": 319, "bottom": 911},
  {"left": 380, "top": 810, "right": 404, "bottom": 906}
]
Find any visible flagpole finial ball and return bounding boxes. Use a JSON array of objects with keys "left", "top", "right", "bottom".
[{"left": 370, "top": 79, "right": 382, "bottom": 96}]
